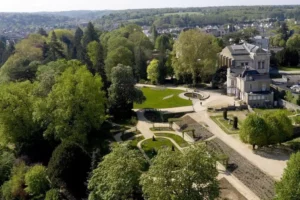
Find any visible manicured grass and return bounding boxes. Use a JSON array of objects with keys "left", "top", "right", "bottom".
[
  {"left": 278, "top": 66, "right": 300, "bottom": 71},
  {"left": 254, "top": 108, "right": 295, "bottom": 116},
  {"left": 134, "top": 87, "right": 192, "bottom": 109},
  {"left": 210, "top": 115, "right": 240, "bottom": 135},
  {"left": 129, "top": 136, "right": 145, "bottom": 148},
  {"left": 154, "top": 133, "right": 189, "bottom": 147},
  {"left": 141, "top": 138, "right": 177, "bottom": 158}
]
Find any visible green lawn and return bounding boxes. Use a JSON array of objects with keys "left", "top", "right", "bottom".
[
  {"left": 129, "top": 136, "right": 145, "bottom": 149},
  {"left": 141, "top": 138, "right": 177, "bottom": 158},
  {"left": 134, "top": 87, "right": 192, "bottom": 109},
  {"left": 210, "top": 115, "right": 240, "bottom": 135},
  {"left": 154, "top": 133, "right": 189, "bottom": 147},
  {"left": 254, "top": 108, "right": 295, "bottom": 116},
  {"left": 278, "top": 66, "right": 300, "bottom": 71}
]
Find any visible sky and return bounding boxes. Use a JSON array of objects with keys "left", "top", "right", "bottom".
[{"left": 0, "top": 0, "right": 299, "bottom": 12}]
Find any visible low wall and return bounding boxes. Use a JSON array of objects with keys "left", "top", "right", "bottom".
[{"left": 278, "top": 99, "right": 300, "bottom": 111}]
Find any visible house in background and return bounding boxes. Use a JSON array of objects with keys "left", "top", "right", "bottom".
[{"left": 218, "top": 43, "right": 274, "bottom": 107}]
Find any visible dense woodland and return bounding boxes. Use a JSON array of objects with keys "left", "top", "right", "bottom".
[{"left": 1, "top": 5, "right": 300, "bottom": 38}]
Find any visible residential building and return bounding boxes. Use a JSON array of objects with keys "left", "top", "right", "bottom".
[{"left": 219, "top": 43, "right": 273, "bottom": 107}]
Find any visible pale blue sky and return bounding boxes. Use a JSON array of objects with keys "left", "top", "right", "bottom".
[{"left": 1, "top": 0, "right": 299, "bottom": 12}]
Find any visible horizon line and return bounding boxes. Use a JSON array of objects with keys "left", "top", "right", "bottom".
[{"left": 0, "top": 4, "right": 299, "bottom": 14}]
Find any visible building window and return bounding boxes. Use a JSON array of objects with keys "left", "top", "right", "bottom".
[
  {"left": 245, "top": 62, "right": 249, "bottom": 66},
  {"left": 258, "top": 61, "right": 261, "bottom": 69},
  {"left": 250, "top": 84, "right": 252, "bottom": 90},
  {"left": 261, "top": 96, "right": 265, "bottom": 100},
  {"left": 257, "top": 96, "right": 261, "bottom": 100},
  {"left": 262, "top": 61, "right": 265, "bottom": 69},
  {"left": 241, "top": 62, "right": 244, "bottom": 66},
  {"left": 262, "top": 84, "right": 266, "bottom": 91}
]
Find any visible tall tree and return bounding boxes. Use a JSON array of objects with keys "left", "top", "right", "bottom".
[
  {"left": 150, "top": 24, "right": 158, "bottom": 44},
  {"left": 108, "top": 65, "right": 145, "bottom": 119},
  {"left": 87, "top": 41, "right": 108, "bottom": 91},
  {"left": 240, "top": 114, "right": 269, "bottom": 149},
  {"left": 172, "top": 29, "right": 221, "bottom": 85},
  {"left": 105, "top": 46, "right": 133, "bottom": 80},
  {"left": 48, "top": 141, "right": 91, "bottom": 199},
  {"left": 275, "top": 152, "right": 300, "bottom": 200},
  {"left": 88, "top": 144, "right": 146, "bottom": 200},
  {"left": 72, "top": 27, "right": 88, "bottom": 63},
  {"left": 82, "top": 22, "right": 99, "bottom": 48},
  {"left": 140, "top": 144, "right": 219, "bottom": 200},
  {"left": 46, "top": 31, "right": 65, "bottom": 62},
  {"left": 35, "top": 65, "right": 107, "bottom": 143},
  {"left": 37, "top": 28, "right": 48, "bottom": 37},
  {"left": 147, "top": 59, "right": 159, "bottom": 84}
]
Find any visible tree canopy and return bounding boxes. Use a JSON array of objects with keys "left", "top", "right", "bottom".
[
  {"left": 88, "top": 144, "right": 146, "bottom": 200},
  {"left": 140, "top": 144, "right": 219, "bottom": 200},
  {"left": 172, "top": 29, "right": 221, "bottom": 85},
  {"left": 276, "top": 152, "right": 300, "bottom": 200}
]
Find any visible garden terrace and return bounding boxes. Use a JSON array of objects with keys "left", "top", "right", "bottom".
[
  {"left": 207, "top": 138, "right": 275, "bottom": 199},
  {"left": 176, "top": 115, "right": 214, "bottom": 141}
]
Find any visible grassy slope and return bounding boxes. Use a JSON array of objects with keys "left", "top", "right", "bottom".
[
  {"left": 134, "top": 87, "right": 192, "bottom": 109},
  {"left": 141, "top": 138, "right": 177, "bottom": 158},
  {"left": 278, "top": 66, "right": 300, "bottom": 71},
  {"left": 154, "top": 133, "right": 189, "bottom": 147}
]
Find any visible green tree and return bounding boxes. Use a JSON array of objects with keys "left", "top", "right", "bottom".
[
  {"left": 263, "top": 111, "right": 293, "bottom": 145},
  {"left": 45, "top": 189, "right": 61, "bottom": 200},
  {"left": 72, "top": 27, "right": 89, "bottom": 63},
  {"left": 155, "top": 34, "right": 172, "bottom": 53},
  {"left": 108, "top": 65, "right": 145, "bottom": 119},
  {"left": 105, "top": 46, "right": 133, "bottom": 80},
  {"left": 1, "top": 161, "right": 28, "bottom": 200},
  {"left": 88, "top": 144, "right": 146, "bottom": 200},
  {"left": 275, "top": 152, "right": 300, "bottom": 199},
  {"left": 240, "top": 114, "right": 269, "bottom": 149},
  {"left": 87, "top": 41, "right": 108, "bottom": 91},
  {"left": 48, "top": 141, "right": 91, "bottom": 199},
  {"left": 0, "top": 149, "right": 15, "bottom": 186},
  {"left": 150, "top": 24, "right": 158, "bottom": 43},
  {"left": 35, "top": 59, "right": 82, "bottom": 97},
  {"left": 286, "top": 34, "right": 300, "bottom": 51},
  {"left": 285, "top": 90, "right": 294, "bottom": 102},
  {"left": 46, "top": 31, "right": 65, "bottom": 62},
  {"left": 147, "top": 59, "right": 159, "bottom": 84},
  {"left": 172, "top": 29, "right": 221, "bottom": 85},
  {"left": 82, "top": 22, "right": 99, "bottom": 48},
  {"left": 25, "top": 165, "right": 49, "bottom": 198},
  {"left": 37, "top": 28, "right": 48, "bottom": 37},
  {"left": 35, "top": 65, "right": 106, "bottom": 143},
  {"left": 140, "top": 144, "right": 219, "bottom": 200}
]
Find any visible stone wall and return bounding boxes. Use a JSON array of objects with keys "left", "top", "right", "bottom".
[{"left": 278, "top": 99, "right": 300, "bottom": 111}]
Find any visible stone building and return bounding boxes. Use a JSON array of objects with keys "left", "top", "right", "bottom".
[{"left": 219, "top": 43, "right": 274, "bottom": 107}]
